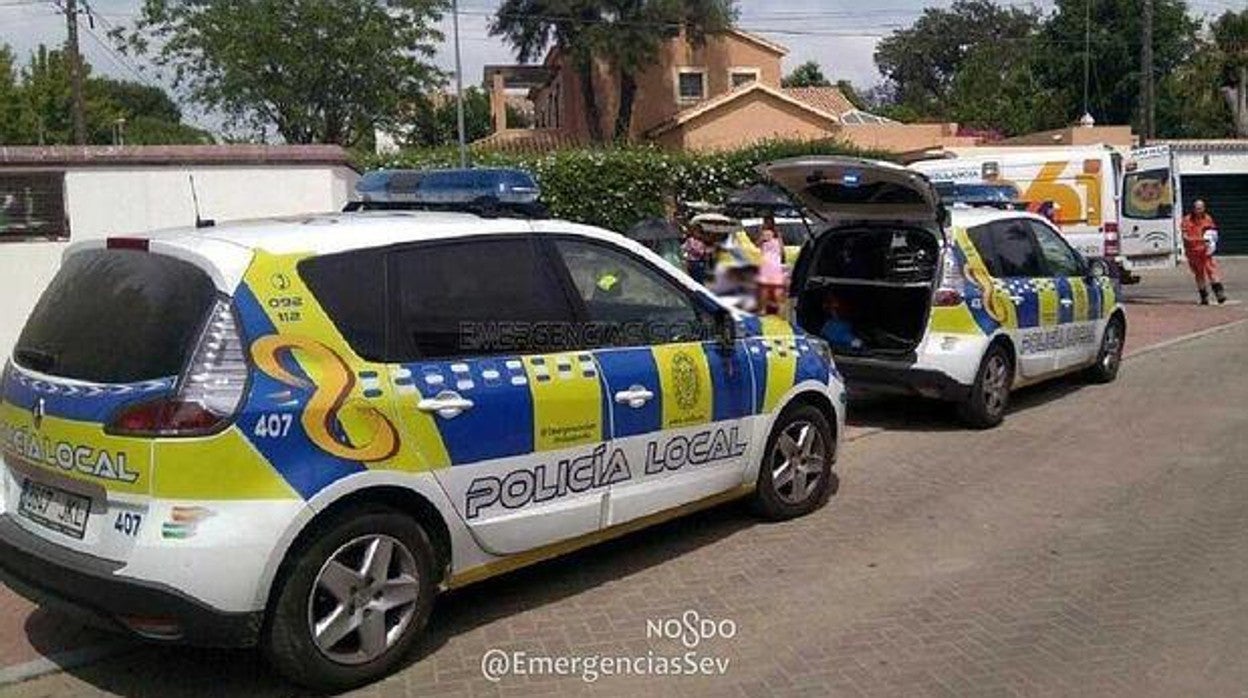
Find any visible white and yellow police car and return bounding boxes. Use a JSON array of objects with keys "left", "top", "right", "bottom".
[
  {"left": 770, "top": 156, "right": 1126, "bottom": 428},
  {"left": 0, "top": 169, "right": 844, "bottom": 690}
]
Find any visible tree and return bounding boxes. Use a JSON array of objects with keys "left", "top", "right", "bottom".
[
  {"left": 947, "top": 42, "right": 1065, "bottom": 136},
  {"left": 115, "top": 0, "right": 446, "bottom": 146},
  {"left": 836, "top": 80, "right": 867, "bottom": 111},
  {"left": 0, "top": 42, "right": 212, "bottom": 145},
  {"left": 1212, "top": 9, "right": 1248, "bottom": 136},
  {"left": 1037, "top": 0, "right": 1199, "bottom": 131},
  {"left": 782, "top": 60, "right": 831, "bottom": 88},
  {"left": 491, "top": 0, "right": 736, "bottom": 143},
  {"left": 874, "top": 0, "right": 1041, "bottom": 118},
  {"left": 1156, "top": 42, "right": 1235, "bottom": 138},
  {"left": 0, "top": 46, "right": 24, "bottom": 143},
  {"left": 405, "top": 88, "right": 491, "bottom": 147}
]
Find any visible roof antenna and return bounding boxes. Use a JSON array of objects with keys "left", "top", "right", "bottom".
[{"left": 189, "top": 175, "right": 215, "bottom": 228}]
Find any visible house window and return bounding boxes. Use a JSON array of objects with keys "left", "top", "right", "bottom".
[
  {"left": 677, "top": 69, "right": 707, "bottom": 103},
  {"left": 729, "top": 68, "right": 760, "bottom": 88}
]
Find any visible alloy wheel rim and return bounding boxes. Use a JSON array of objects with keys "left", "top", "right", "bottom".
[
  {"left": 770, "top": 420, "right": 826, "bottom": 505},
  {"left": 983, "top": 355, "right": 1009, "bottom": 417},
  {"left": 308, "top": 534, "right": 421, "bottom": 666},
  {"left": 1102, "top": 324, "right": 1122, "bottom": 372}
]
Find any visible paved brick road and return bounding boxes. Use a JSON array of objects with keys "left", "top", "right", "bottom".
[
  {"left": 3, "top": 263, "right": 1248, "bottom": 697},
  {"left": 6, "top": 290, "right": 1248, "bottom": 696}
]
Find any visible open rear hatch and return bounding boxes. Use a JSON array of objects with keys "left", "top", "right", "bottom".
[{"left": 764, "top": 157, "right": 947, "bottom": 358}]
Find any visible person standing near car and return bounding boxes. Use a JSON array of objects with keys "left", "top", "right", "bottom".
[
  {"left": 1181, "top": 199, "right": 1227, "bottom": 305},
  {"left": 681, "top": 222, "right": 712, "bottom": 283},
  {"left": 756, "top": 216, "right": 786, "bottom": 315}
]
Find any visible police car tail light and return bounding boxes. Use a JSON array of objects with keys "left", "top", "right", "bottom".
[
  {"left": 108, "top": 299, "right": 247, "bottom": 437},
  {"left": 1102, "top": 222, "right": 1121, "bottom": 257},
  {"left": 933, "top": 251, "right": 966, "bottom": 307}
]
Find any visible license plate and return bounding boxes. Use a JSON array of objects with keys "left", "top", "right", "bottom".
[{"left": 19, "top": 480, "right": 92, "bottom": 539}]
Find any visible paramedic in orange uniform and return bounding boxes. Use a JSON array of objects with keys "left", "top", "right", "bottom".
[{"left": 1181, "top": 199, "right": 1227, "bottom": 305}]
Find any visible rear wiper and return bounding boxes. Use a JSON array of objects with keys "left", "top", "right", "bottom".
[{"left": 14, "top": 347, "right": 56, "bottom": 373}]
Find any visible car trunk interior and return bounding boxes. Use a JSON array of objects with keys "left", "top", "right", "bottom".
[{"left": 795, "top": 225, "right": 942, "bottom": 357}]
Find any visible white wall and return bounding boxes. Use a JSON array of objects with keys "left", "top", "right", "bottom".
[
  {"left": 0, "top": 164, "right": 358, "bottom": 357},
  {"left": 1175, "top": 150, "right": 1248, "bottom": 177}
]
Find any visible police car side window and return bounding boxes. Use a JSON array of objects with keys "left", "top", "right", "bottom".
[
  {"left": 966, "top": 223, "right": 1001, "bottom": 277},
  {"left": 552, "top": 239, "right": 704, "bottom": 347},
  {"left": 388, "top": 237, "right": 577, "bottom": 360},
  {"left": 299, "top": 248, "right": 387, "bottom": 361},
  {"left": 1028, "top": 221, "right": 1085, "bottom": 277},
  {"left": 988, "top": 219, "right": 1046, "bottom": 278}
]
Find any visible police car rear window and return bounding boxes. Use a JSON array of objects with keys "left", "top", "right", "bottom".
[{"left": 15, "top": 249, "right": 217, "bottom": 383}]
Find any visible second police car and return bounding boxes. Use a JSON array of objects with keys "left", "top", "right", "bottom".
[
  {"left": 769, "top": 156, "right": 1126, "bottom": 428},
  {"left": 0, "top": 169, "right": 845, "bottom": 690}
]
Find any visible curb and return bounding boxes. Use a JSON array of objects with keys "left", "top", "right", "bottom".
[{"left": 0, "top": 642, "right": 133, "bottom": 687}]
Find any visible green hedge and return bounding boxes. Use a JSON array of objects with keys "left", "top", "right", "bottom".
[{"left": 357, "top": 139, "right": 892, "bottom": 232}]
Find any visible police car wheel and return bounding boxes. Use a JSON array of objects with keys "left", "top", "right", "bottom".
[
  {"left": 263, "top": 506, "right": 437, "bottom": 691},
  {"left": 752, "top": 403, "right": 837, "bottom": 520},
  {"left": 958, "top": 345, "right": 1013, "bottom": 429},
  {"left": 1085, "top": 316, "right": 1125, "bottom": 384}
]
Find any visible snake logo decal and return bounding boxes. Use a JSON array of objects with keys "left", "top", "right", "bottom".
[{"left": 251, "top": 335, "right": 399, "bottom": 463}]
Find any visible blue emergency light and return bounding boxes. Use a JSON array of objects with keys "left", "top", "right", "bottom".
[{"left": 354, "top": 168, "right": 541, "bottom": 205}]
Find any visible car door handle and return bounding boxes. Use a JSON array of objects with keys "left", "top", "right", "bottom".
[
  {"left": 417, "top": 391, "right": 474, "bottom": 419},
  {"left": 614, "top": 385, "right": 655, "bottom": 409}
]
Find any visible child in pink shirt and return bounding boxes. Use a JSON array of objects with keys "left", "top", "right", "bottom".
[{"left": 756, "top": 217, "right": 786, "bottom": 315}]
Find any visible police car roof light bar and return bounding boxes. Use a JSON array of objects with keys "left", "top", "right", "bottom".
[{"left": 347, "top": 168, "right": 548, "bottom": 219}]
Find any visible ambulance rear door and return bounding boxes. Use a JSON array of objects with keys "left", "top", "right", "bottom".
[{"left": 1121, "top": 145, "right": 1182, "bottom": 270}]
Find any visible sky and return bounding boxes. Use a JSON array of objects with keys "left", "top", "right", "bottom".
[{"left": 0, "top": 0, "right": 1236, "bottom": 134}]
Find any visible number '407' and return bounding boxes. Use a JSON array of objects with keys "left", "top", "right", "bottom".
[
  {"left": 254, "top": 413, "right": 294, "bottom": 439},
  {"left": 114, "top": 511, "right": 142, "bottom": 537}
]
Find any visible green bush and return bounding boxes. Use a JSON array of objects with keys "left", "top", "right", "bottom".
[{"left": 356, "top": 139, "right": 893, "bottom": 232}]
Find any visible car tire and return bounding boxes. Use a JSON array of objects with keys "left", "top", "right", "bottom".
[
  {"left": 1085, "top": 315, "right": 1125, "bottom": 384},
  {"left": 958, "top": 344, "right": 1013, "bottom": 429},
  {"left": 751, "top": 402, "right": 838, "bottom": 521},
  {"left": 263, "top": 506, "right": 438, "bottom": 691}
]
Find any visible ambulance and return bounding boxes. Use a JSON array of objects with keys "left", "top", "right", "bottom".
[{"left": 911, "top": 145, "right": 1184, "bottom": 281}]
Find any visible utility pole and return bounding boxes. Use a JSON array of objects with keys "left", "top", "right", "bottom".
[
  {"left": 63, "top": 0, "right": 87, "bottom": 145},
  {"left": 1139, "top": 0, "right": 1155, "bottom": 144},
  {"left": 452, "top": 0, "right": 468, "bottom": 168}
]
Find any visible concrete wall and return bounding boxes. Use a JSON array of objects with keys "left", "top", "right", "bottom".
[
  {"left": 999, "top": 126, "right": 1135, "bottom": 148},
  {"left": 0, "top": 163, "right": 357, "bottom": 357},
  {"left": 1173, "top": 149, "right": 1248, "bottom": 176}
]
